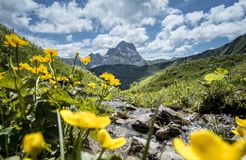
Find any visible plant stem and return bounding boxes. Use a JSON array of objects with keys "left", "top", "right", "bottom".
[
  {"left": 80, "top": 129, "right": 90, "bottom": 150},
  {"left": 57, "top": 109, "right": 65, "bottom": 160},
  {"left": 72, "top": 53, "right": 79, "bottom": 76},
  {"left": 15, "top": 45, "right": 19, "bottom": 71},
  {"left": 97, "top": 148, "right": 106, "bottom": 160},
  {"left": 142, "top": 96, "right": 162, "bottom": 160}
]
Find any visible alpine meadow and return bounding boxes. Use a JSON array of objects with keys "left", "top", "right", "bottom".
[{"left": 0, "top": 0, "right": 246, "bottom": 160}]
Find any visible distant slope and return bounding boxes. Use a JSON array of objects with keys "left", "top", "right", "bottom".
[
  {"left": 127, "top": 54, "right": 246, "bottom": 93},
  {"left": 91, "top": 34, "right": 246, "bottom": 89}
]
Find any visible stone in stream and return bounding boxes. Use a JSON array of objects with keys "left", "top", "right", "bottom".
[
  {"left": 157, "top": 105, "right": 191, "bottom": 125},
  {"left": 132, "top": 113, "right": 151, "bottom": 133},
  {"left": 117, "top": 111, "right": 129, "bottom": 119},
  {"left": 127, "top": 136, "right": 160, "bottom": 160},
  {"left": 155, "top": 122, "right": 183, "bottom": 141},
  {"left": 160, "top": 146, "right": 183, "bottom": 160}
]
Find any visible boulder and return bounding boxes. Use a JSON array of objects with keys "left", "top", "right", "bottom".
[
  {"left": 132, "top": 113, "right": 151, "bottom": 133},
  {"left": 157, "top": 105, "right": 191, "bottom": 125}
]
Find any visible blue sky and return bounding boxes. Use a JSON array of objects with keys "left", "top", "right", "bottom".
[{"left": 0, "top": 0, "right": 245, "bottom": 60}]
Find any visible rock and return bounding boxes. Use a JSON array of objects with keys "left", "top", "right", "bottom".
[
  {"left": 126, "top": 156, "right": 141, "bottom": 160},
  {"left": 169, "top": 124, "right": 182, "bottom": 137},
  {"left": 132, "top": 113, "right": 151, "bottom": 133},
  {"left": 161, "top": 146, "right": 183, "bottom": 160},
  {"left": 117, "top": 111, "right": 129, "bottom": 119},
  {"left": 115, "top": 118, "right": 127, "bottom": 124},
  {"left": 156, "top": 127, "right": 170, "bottom": 140},
  {"left": 114, "top": 126, "right": 129, "bottom": 137},
  {"left": 125, "top": 104, "right": 137, "bottom": 111},
  {"left": 157, "top": 105, "right": 191, "bottom": 125},
  {"left": 128, "top": 136, "right": 160, "bottom": 160},
  {"left": 156, "top": 123, "right": 183, "bottom": 141}
]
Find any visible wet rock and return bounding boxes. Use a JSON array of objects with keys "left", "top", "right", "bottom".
[
  {"left": 156, "top": 127, "right": 170, "bottom": 140},
  {"left": 114, "top": 126, "right": 129, "bottom": 137},
  {"left": 115, "top": 118, "right": 127, "bottom": 124},
  {"left": 160, "top": 146, "right": 183, "bottom": 160},
  {"left": 156, "top": 123, "right": 183, "bottom": 141},
  {"left": 126, "top": 156, "right": 141, "bottom": 160},
  {"left": 125, "top": 104, "right": 137, "bottom": 111},
  {"left": 132, "top": 113, "right": 151, "bottom": 133},
  {"left": 128, "top": 136, "right": 160, "bottom": 160},
  {"left": 117, "top": 111, "right": 129, "bottom": 119},
  {"left": 157, "top": 105, "right": 191, "bottom": 125}
]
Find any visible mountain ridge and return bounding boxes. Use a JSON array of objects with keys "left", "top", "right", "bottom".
[{"left": 91, "top": 34, "right": 246, "bottom": 89}]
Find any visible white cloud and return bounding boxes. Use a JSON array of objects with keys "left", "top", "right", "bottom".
[
  {"left": 81, "top": 0, "right": 169, "bottom": 29},
  {"left": 30, "top": 1, "right": 92, "bottom": 33},
  {"left": 144, "top": 0, "right": 246, "bottom": 59},
  {"left": 66, "top": 35, "right": 73, "bottom": 42},
  {"left": 186, "top": 11, "right": 205, "bottom": 25},
  {"left": 161, "top": 14, "right": 184, "bottom": 30},
  {"left": 92, "top": 25, "right": 149, "bottom": 54},
  {"left": 0, "top": 0, "right": 38, "bottom": 28}
]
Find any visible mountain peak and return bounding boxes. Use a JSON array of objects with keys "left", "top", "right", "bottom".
[{"left": 116, "top": 41, "right": 137, "bottom": 52}]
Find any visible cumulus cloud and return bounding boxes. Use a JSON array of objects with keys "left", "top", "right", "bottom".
[
  {"left": 0, "top": 0, "right": 38, "bottom": 28},
  {"left": 66, "top": 35, "right": 73, "bottom": 42},
  {"left": 81, "top": 0, "right": 169, "bottom": 29},
  {"left": 1, "top": 0, "right": 246, "bottom": 59},
  {"left": 92, "top": 25, "right": 149, "bottom": 54},
  {"left": 145, "top": 0, "right": 246, "bottom": 59}
]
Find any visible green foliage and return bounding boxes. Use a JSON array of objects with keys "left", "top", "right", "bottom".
[
  {"left": 0, "top": 24, "right": 121, "bottom": 159},
  {"left": 123, "top": 57, "right": 246, "bottom": 113}
]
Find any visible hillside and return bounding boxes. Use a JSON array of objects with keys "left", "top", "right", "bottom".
[
  {"left": 127, "top": 54, "right": 246, "bottom": 92},
  {"left": 91, "top": 34, "right": 246, "bottom": 89},
  {"left": 0, "top": 23, "right": 99, "bottom": 84}
]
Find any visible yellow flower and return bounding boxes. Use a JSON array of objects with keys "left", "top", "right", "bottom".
[
  {"left": 74, "top": 81, "right": 81, "bottom": 85},
  {"left": 37, "top": 64, "right": 49, "bottom": 74},
  {"left": 236, "top": 116, "right": 246, "bottom": 127},
  {"left": 30, "top": 55, "right": 51, "bottom": 63},
  {"left": 49, "top": 79, "right": 56, "bottom": 85},
  {"left": 0, "top": 72, "right": 5, "bottom": 79},
  {"left": 101, "top": 83, "right": 108, "bottom": 89},
  {"left": 99, "top": 72, "right": 121, "bottom": 86},
  {"left": 57, "top": 76, "right": 69, "bottom": 81},
  {"left": 23, "top": 132, "right": 46, "bottom": 155},
  {"left": 97, "top": 129, "right": 126, "bottom": 150},
  {"left": 88, "top": 82, "right": 96, "bottom": 88},
  {"left": 41, "top": 73, "right": 53, "bottom": 80},
  {"left": 80, "top": 56, "right": 91, "bottom": 65},
  {"left": 232, "top": 126, "right": 246, "bottom": 137},
  {"left": 100, "top": 72, "right": 115, "bottom": 81},
  {"left": 5, "top": 34, "right": 29, "bottom": 48},
  {"left": 60, "top": 110, "right": 111, "bottom": 129},
  {"left": 19, "top": 63, "right": 33, "bottom": 71},
  {"left": 109, "top": 78, "right": 121, "bottom": 86},
  {"left": 44, "top": 48, "right": 58, "bottom": 57},
  {"left": 173, "top": 129, "right": 246, "bottom": 160}
]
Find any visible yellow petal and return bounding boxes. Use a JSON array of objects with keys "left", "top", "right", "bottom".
[
  {"left": 60, "top": 110, "right": 80, "bottom": 127},
  {"left": 97, "top": 129, "right": 126, "bottom": 150},
  {"left": 97, "top": 129, "right": 112, "bottom": 147},
  {"left": 173, "top": 138, "right": 199, "bottom": 160},
  {"left": 232, "top": 126, "right": 246, "bottom": 137},
  {"left": 229, "top": 139, "right": 246, "bottom": 160},
  {"left": 107, "top": 137, "right": 126, "bottom": 150},
  {"left": 189, "top": 129, "right": 229, "bottom": 160},
  {"left": 236, "top": 116, "right": 246, "bottom": 127}
]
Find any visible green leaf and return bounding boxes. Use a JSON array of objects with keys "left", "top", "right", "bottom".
[
  {"left": 0, "top": 75, "right": 22, "bottom": 89},
  {"left": 214, "top": 67, "right": 229, "bottom": 75},
  {"left": 48, "top": 88, "right": 77, "bottom": 104},
  {"left": 0, "top": 126, "right": 14, "bottom": 135},
  {"left": 204, "top": 73, "right": 224, "bottom": 82}
]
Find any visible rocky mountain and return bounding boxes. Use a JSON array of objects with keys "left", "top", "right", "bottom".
[{"left": 87, "top": 41, "right": 147, "bottom": 68}]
